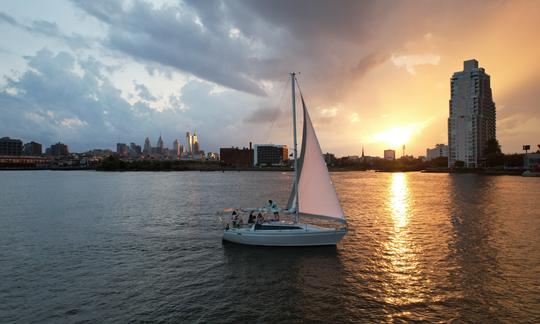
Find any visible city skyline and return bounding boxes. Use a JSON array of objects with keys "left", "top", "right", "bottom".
[{"left": 0, "top": 1, "right": 539, "bottom": 156}]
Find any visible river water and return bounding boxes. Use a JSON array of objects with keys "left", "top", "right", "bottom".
[{"left": 0, "top": 171, "right": 539, "bottom": 323}]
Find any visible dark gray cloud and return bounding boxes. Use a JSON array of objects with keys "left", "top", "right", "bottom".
[{"left": 71, "top": 0, "right": 268, "bottom": 96}]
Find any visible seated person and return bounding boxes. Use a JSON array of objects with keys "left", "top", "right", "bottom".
[
  {"left": 231, "top": 210, "right": 239, "bottom": 227},
  {"left": 256, "top": 212, "right": 264, "bottom": 224},
  {"left": 248, "top": 211, "right": 255, "bottom": 224}
]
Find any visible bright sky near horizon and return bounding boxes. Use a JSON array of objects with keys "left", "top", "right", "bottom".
[{"left": 0, "top": 0, "right": 539, "bottom": 156}]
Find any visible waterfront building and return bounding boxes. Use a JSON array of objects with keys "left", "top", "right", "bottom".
[
  {"left": 254, "top": 144, "right": 288, "bottom": 166},
  {"left": 524, "top": 153, "right": 540, "bottom": 170},
  {"left": 448, "top": 59, "right": 497, "bottom": 168},
  {"left": 116, "top": 143, "right": 129, "bottom": 157},
  {"left": 0, "top": 137, "right": 23, "bottom": 156},
  {"left": 143, "top": 137, "right": 151, "bottom": 155},
  {"left": 0, "top": 155, "right": 49, "bottom": 169},
  {"left": 220, "top": 144, "right": 254, "bottom": 167},
  {"left": 23, "top": 141, "right": 42, "bottom": 156},
  {"left": 324, "top": 152, "right": 336, "bottom": 165},
  {"left": 426, "top": 144, "right": 449, "bottom": 161},
  {"left": 384, "top": 149, "right": 395, "bottom": 161},
  {"left": 206, "top": 152, "right": 219, "bottom": 161},
  {"left": 48, "top": 142, "right": 69, "bottom": 157}
]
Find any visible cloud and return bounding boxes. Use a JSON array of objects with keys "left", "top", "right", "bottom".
[
  {"left": 133, "top": 81, "right": 158, "bottom": 102},
  {"left": 244, "top": 106, "right": 283, "bottom": 124},
  {"left": 0, "top": 48, "right": 263, "bottom": 151},
  {"left": 71, "top": 0, "right": 267, "bottom": 96},
  {"left": 391, "top": 54, "right": 441, "bottom": 74},
  {"left": 0, "top": 11, "right": 92, "bottom": 49}
]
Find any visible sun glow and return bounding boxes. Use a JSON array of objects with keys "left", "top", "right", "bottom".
[{"left": 372, "top": 125, "right": 415, "bottom": 147}]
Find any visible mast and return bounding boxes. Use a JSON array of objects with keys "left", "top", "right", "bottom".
[{"left": 291, "top": 73, "right": 299, "bottom": 223}]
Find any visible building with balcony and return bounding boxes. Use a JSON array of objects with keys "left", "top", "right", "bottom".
[{"left": 448, "top": 59, "right": 496, "bottom": 168}]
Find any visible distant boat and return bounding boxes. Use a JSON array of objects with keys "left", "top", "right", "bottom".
[
  {"left": 522, "top": 170, "right": 540, "bottom": 177},
  {"left": 219, "top": 73, "right": 347, "bottom": 246}
]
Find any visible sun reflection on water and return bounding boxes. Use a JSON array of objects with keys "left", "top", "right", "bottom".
[
  {"left": 390, "top": 173, "right": 408, "bottom": 229},
  {"left": 383, "top": 173, "right": 425, "bottom": 311}
]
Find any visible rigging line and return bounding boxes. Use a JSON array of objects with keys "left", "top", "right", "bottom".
[
  {"left": 294, "top": 74, "right": 305, "bottom": 103},
  {"left": 263, "top": 77, "right": 290, "bottom": 144}
]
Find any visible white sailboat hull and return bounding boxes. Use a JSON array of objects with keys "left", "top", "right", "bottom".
[{"left": 222, "top": 223, "right": 346, "bottom": 246}]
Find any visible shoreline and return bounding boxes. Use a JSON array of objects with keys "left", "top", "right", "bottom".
[{"left": 0, "top": 167, "right": 529, "bottom": 176}]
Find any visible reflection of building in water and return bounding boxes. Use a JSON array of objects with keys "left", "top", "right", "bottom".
[{"left": 447, "top": 175, "right": 501, "bottom": 319}]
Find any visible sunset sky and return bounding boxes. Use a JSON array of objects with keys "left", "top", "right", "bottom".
[{"left": 1, "top": 0, "right": 539, "bottom": 156}]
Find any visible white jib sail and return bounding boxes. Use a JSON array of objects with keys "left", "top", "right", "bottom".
[{"left": 291, "top": 99, "right": 345, "bottom": 223}]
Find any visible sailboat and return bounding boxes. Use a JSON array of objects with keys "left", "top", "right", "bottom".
[{"left": 221, "top": 73, "right": 347, "bottom": 246}]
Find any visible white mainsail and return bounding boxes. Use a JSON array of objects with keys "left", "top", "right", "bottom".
[{"left": 288, "top": 98, "right": 346, "bottom": 223}]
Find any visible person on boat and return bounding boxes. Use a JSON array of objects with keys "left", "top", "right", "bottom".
[
  {"left": 231, "top": 210, "right": 239, "bottom": 228},
  {"left": 265, "top": 200, "right": 280, "bottom": 221},
  {"left": 256, "top": 212, "right": 264, "bottom": 224},
  {"left": 238, "top": 216, "right": 244, "bottom": 228},
  {"left": 248, "top": 211, "right": 255, "bottom": 224}
]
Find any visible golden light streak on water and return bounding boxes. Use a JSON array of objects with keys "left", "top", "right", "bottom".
[{"left": 383, "top": 173, "right": 425, "bottom": 312}]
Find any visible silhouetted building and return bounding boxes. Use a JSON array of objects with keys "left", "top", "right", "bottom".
[
  {"left": 156, "top": 135, "right": 164, "bottom": 154},
  {"left": 448, "top": 59, "right": 496, "bottom": 168},
  {"left": 0, "top": 137, "right": 23, "bottom": 156},
  {"left": 220, "top": 143, "right": 253, "bottom": 167},
  {"left": 426, "top": 144, "right": 449, "bottom": 161},
  {"left": 524, "top": 153, "right": 540, "bottom": 170},
  {"left": 143, "top": 137, "right": 151, "bottom": 155},
  {"left": 172, "top": 139, "right": 182, "bottom": 158},
  {"left": 116, "top": 143, "right": 129, "bottom": 157},
  {"left": 384, "top": 149, "right": 395, "bottom": 161},
  {"left": 48, "top": 142, "right": 69, "bottom": 157},
  {"left": 23, "top": 141, "right": 42, "bottom": 156},
  {"left": 129, "top": 143, "right": 141, "bottom": 156},
  {"left": 254, "top": 144, "right": 288, "bottom": 166},
  {"left": 324, "top": 152, "right": 336, "bottom": 165}
]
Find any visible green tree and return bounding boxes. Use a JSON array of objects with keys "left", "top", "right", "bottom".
[
  {"left": 484, "top": 138, "right": 502, "bottom": 155},
  {"left": 484, "top": 138, "right": 505, "bottom": 167}
]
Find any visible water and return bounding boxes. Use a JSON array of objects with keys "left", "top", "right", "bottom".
[{"left": 1, "top": 171, "right": 539, "bottom": 323}]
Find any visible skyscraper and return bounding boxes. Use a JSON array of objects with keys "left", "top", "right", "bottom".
[
  {"left": 156, "top": 134, "right": 164, "bottom": 154},
  {"left": 172, "top": 139, "right": 181, "bottom": 158},
  {"left": 448, "top": 59, "right": 496, "bottom": 168},
  {"left": 192, "top": 130, "right": 200, "bottom": 154},
  {"left": 143, "top": 137, "right": 151, "bottom": 155},
  {"left": 186, "top": 132, "right": 192, "bottom": 155}
]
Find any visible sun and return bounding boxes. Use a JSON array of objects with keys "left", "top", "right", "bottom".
[{"left": 371, "top": 125, "right": 416, "bottom": 148}]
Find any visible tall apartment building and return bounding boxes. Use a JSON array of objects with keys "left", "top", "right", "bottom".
[{"left": 448, "top": 59, "right": 496, "bottom": 167}]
